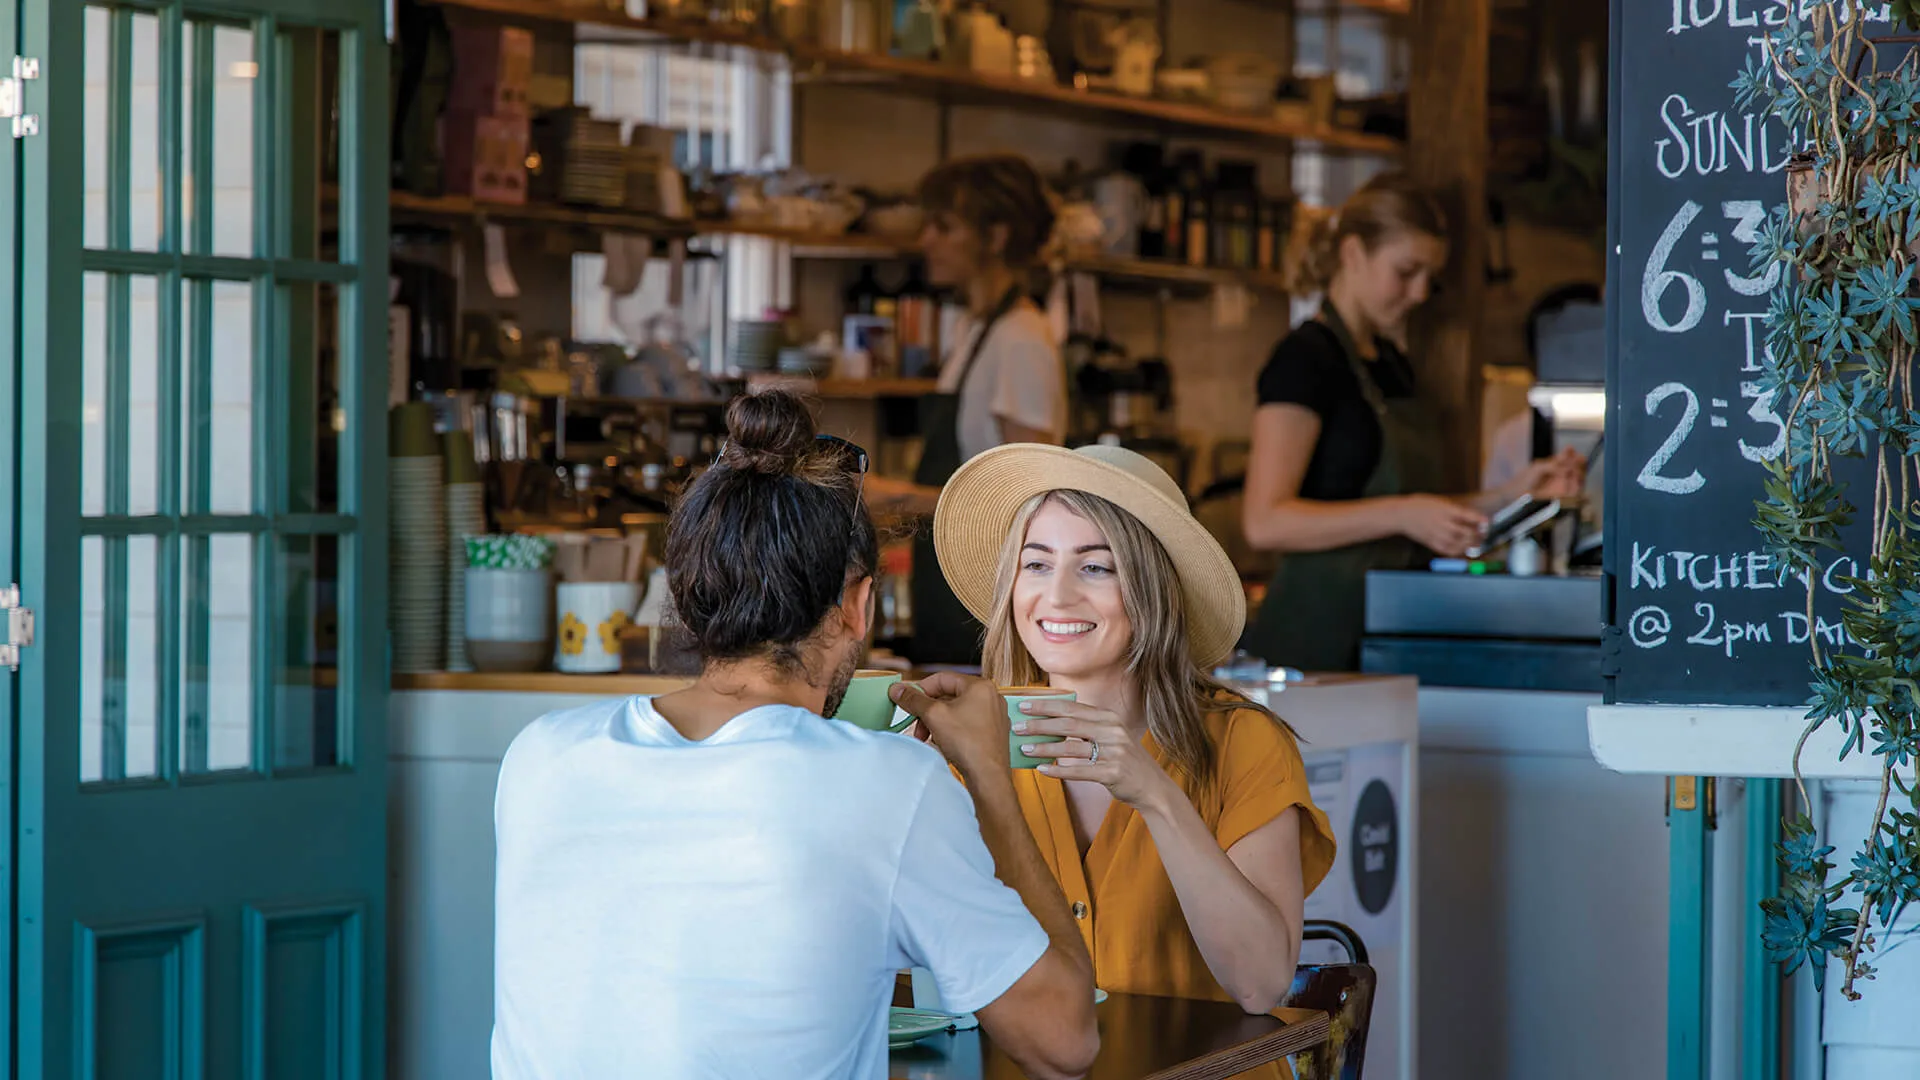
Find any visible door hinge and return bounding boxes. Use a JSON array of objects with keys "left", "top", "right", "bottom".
[
  {"left": 0, "top": 584, "right": 34, "bottom": 671},
  {"left": 0, "top": 56, "right": 41, "bottom": 138}
]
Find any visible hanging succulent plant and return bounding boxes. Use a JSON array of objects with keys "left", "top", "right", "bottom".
[{"left": 1731, "top": 2, "right": 1920, "bottom": 1000}]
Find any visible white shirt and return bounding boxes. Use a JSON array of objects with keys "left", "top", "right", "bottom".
[
  {"left": 938, "top": 303, "right": 1067, "bottom": 461},
  {"left": 491, "top": 696, "right": 1049, "bottom": 1080}
]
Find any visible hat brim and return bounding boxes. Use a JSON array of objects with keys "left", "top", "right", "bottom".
[{"left": 932, "top": 445, "right": 1246, "bottom": 669}]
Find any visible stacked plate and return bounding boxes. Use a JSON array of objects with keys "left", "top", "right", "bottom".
[
  {"left": 730, "top": 319, "right": 785, "bottom": 373},
  {"left": 390, "top": 404, "right": 447, "bottom": 673},
  {"left": 443, "top": 430, "right": 487, "bottom": 674}
]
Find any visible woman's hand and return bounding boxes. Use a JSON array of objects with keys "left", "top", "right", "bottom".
[
  {"left": 1395, "top": 494, "right": 1487, "bottom": 557},
  {"left": 1013, "top": 699, "right": 1180, "bottom": 811},
  {"left": 891, "top": 674, "right": 1012, "bottom": 780},
  {"left": 1518, "top": 448, "right": 1587, "bottom": 501}
]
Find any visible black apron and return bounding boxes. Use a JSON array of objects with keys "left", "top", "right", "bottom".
[
  {"left": 908, "top": 288, "right": 1024, "bottom": 666},
  {"left": 1242, "top": 306, "right": 1447, "bottom": 673}
]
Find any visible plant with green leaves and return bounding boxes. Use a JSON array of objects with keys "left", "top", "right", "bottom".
[{"left": 1731, "top": 0, "right": 1920, "bottom": 1000}]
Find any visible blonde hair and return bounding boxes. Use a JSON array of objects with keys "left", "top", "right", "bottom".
[
  {"left": 1293, "top": 172, "right": 1449, "bottom": 294},
  {"left": 980, "top": 490, "right": 1293, "bottom": 790}
]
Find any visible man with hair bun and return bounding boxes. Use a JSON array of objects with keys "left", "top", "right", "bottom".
[{"left": 490, "top": 390, "right": 1097, "bottom": 1080}]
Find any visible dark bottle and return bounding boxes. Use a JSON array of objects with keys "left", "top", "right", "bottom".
[
  {"left": 1213, "top": 160, "right": 1258, "bottom": 270},
  {"left": 1120, "top": 142, "right": 1167, "bottom": 259},
  {"left": 896, "top": 261, "right": 936, "bottom": 378},
  {"left": 1256, "top": 200, "right": 1279, "bottom": 273},
  {"left": 1184, "top": 184, "right": 1212, "bottom": 268},
  {"left": 846, "top": 263, "right": 890, "bottom": 316},
  {"left": 1166, "top": 151, "right": 1206, "bottom": 266}
]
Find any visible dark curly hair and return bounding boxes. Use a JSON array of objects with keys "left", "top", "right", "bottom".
[{"left": 665, "top": 390, "right": 879, "bottom": 673}]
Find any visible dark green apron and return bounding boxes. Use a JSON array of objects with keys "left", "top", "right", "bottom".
[
  {"left": 1242, "top": 307, "right": 1447, "bottom": 673},
  {"left": 909, "top": 288, "right": 1024, "bottom": 666}
]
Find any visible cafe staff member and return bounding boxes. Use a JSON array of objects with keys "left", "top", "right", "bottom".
[
  {"left": 1240, "top": 174, "right": 1582, "bottom": 673},
  {"left": 866, "top": 154, "right": 1068, "bottom": 665}
]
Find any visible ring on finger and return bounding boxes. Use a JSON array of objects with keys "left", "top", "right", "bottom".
[{"left": 1088, "top": 741, "right": 1100, "bottom": 764}]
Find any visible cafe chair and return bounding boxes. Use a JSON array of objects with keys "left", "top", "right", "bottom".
[{"left": 1284, "top": 920, "right": 1376, "bottom": 1080}]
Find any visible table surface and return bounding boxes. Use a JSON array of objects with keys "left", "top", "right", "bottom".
[{"left": 887, "top": 993, "right": 1330, "bottom": 1080}]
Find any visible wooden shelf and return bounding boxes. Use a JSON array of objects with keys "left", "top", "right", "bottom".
[
  {"left": 698, "top": 220, "right": 1287, "bottom": 291},
  {"left": 386, "top": 194, "right": 1287, "bottom": 293},
  {"left": 389, "top": 189, "right": 694, "bottom": 235},
  {"left": 696, "top": 221, "right": 916, "bottom": 256},
  {"left": 422, "top": 0, "right": 1402, "bottom": 156},
  {"left": 1070, "top": 254, "right": 1289, "bottom": 293},
  {"left": 745, "top": 375, "right": 941, "bottom": 399}
]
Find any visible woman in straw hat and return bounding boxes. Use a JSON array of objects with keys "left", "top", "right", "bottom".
[{"left": 923, "top": 442, "right": 1338, "bottom": 1020}]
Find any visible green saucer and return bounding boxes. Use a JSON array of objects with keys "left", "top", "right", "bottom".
[{"left": 888, "top": 1007, "right": 956, "bottom": 1049}]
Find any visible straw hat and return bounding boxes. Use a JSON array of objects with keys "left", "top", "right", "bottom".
[{"left": 933, "top": 444, "right": 1246, "bottom": 668}]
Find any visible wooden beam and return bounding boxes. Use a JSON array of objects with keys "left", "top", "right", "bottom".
[{"left": 1407, "top": 0, "right": 1491, "bottom": 491}]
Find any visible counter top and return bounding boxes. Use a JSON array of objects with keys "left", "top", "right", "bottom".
[{"left": 393, "top": 672, "right": 692, "bottom": 695}]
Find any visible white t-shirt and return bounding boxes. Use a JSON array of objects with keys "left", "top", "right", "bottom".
[
  {"left": 491, "top": 695, "right": 1049, "bottom": 1080},
  {"left": 938, "top": 303, "right": 1067, "bottom": 461}
]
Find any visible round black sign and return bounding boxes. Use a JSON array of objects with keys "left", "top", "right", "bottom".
[{"left": 1350, "top": 779, "right": 1398, "bottom": 915}]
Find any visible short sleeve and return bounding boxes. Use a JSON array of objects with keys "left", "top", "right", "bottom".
[
  {"left": 1214, "top": 709, "right": 1338, "bottom": 897},
  {"left": 888, "top": 769, "right": 1051, "bottom": 1015},
  {"left": 1256, "top": 325, "right": 1343, "bottom": 419},
  {"left": 987, "top": 317, "right": 1067, "bottom": 441}
]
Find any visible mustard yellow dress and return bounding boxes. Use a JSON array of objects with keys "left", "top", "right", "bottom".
[{"left": 1010, "top": 704, "right": 1337, "bottom": 1077}]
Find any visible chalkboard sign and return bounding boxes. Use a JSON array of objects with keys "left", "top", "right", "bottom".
[{"left": 1603, "top": 0, "right": 1895, "bottom": 704}]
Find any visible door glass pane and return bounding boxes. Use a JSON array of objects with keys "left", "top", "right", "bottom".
[
  {"left": 128, "top": 275, "right": 162, "bottom": 516},
  {"left": 184, "top": 21, "right": 257, "bottom": 257},
  {"left": 183, "top": 534, "right": 256, "bottom": 775},
  {"left": 81, "top": 535, "right": 163, "bottom": 783},
  {"left": 126, "top": 534, "right": 161, "bottom": 779},
  {"left": 84, "top": 6, "right": 109, "bottom": 249},
  {"left": 283, "top": 281, "right": 342, "bottom": 515},
  {"left": 277, "top": 26, "right": 340, "bottom": 264},
  {"left": 184, "top": 280, "right": 255, "bottom": 514},
  {"left": 84, "top": 273, "right": 166, "bottom": 517},
  {"left": 276, "top": 534, "right": 339, "bottom": 770},
  {"left": 129, "top": 11, "right": 163, "bottom": 252},
  {"left": 83, "top": 273, "right": 107, "bottom": 516}
]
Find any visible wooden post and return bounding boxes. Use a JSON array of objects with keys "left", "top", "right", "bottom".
[{"left": 1407, "top": 0, "right": 1491, "bottom": 492}]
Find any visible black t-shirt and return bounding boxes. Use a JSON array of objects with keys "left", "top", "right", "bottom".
[{"left": 1255, "top": 320, "right": 1418, "bottom": 502}]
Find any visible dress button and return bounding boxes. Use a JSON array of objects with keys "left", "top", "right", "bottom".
[{"left": 1071, "top": 901, "right": 1087, "bottom": 919}]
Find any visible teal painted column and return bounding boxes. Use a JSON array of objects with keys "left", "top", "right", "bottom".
[
  {"left": 1669, "top": 777, "right": 1713, "bottom": 1080},
  {"left": 1744, "top": 779, "right": 1782, "bottom": 1080}
]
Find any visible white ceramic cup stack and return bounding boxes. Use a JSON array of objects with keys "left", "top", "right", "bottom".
[{"left": 389, "top": 405, "right": 447, "bottom": 673}]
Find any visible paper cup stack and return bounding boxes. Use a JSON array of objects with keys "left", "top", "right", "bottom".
[
  {"left": 443, "top": 430, "right": 487, "bottom": 673},
  {"left": 389, "top": 403, "right": 447, "bottom": 673}
]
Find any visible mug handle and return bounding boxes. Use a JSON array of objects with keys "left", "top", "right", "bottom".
[{"left": 887, "top": 705, "right": 917, "bottom": 734}]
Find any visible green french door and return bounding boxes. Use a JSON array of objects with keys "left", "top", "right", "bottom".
[{"left": 3, "top": 0, "right": 390, "bottom": 1075}]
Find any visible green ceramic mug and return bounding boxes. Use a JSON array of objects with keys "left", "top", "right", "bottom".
[
  {"left": 832, "top": 670, "right": 915, "bottom": 732},
  {"left": 1003, "top": 687, "right": 1075, "bottom": 769}
]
